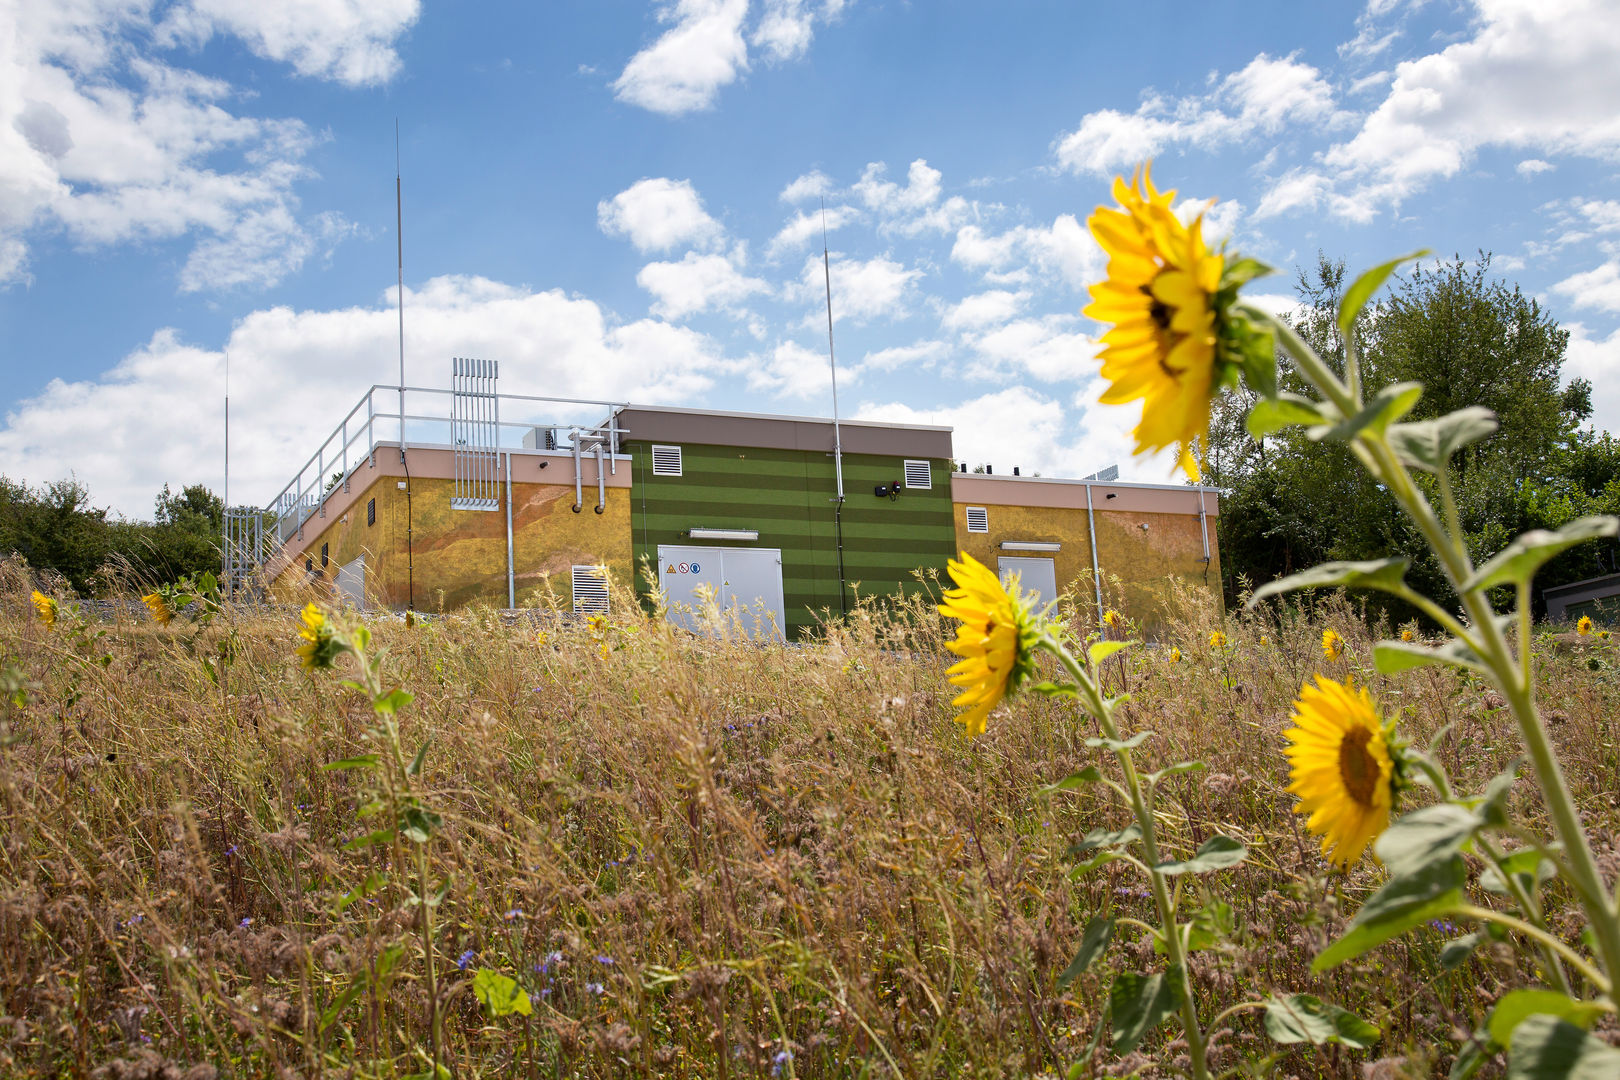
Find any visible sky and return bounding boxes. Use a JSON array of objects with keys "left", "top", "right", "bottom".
[{"left": 1, "top": 0, "right": 1618, "bottom": 516}]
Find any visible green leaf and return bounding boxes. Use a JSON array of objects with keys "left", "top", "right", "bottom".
[
  {"left": 1388, "top": 407, "right": 1500, "bottom": 473},
  {"left": 1338, "top": 250, "right": 1429, "bottom": 334},
  {"left": 373, "top": 687, "right": 414, "bottom": 716},
  {"left": 1481, "top": 849, "right": 1558, "bottom": 897},
  {"left": 1031, "top": 681, "right": 1079, "bottom": 698},
  {"left": 1309, "top": 381, "right": 1424, "bottom": 443},
  {"left": 1450, "top": 1033, "right": 1496, "bottom": 1080},
  {"left": 1248, "top": 558, "right": 1410, "bottom": 608},
  {"left": 342, "top": 828, "right": 395, "bottom": 852},
  {"left": 1264, "top": 993, "right": 1381, "bottom": 1049},
  {"left": 1041, "top": 766, "right": 1103, "bottom": 795},
  {"left": 1314, "top": 856, "right": 1466, "bottom": 972},
  {"left": 407, "top": 739, "right": 431, "bottom": 777},
  {"left": 1109, "top": 968, "right": 1182, "bottom": 1055},
  {"left": 1070, "top": 824, "right": 1142, "bottom": 855},
  {"left": 1374, "top": 803, "right": 1481, "bottom": 879},
  {"left": 374, "top": 942, "right": 408, "bottom": 983},
  {"left": 1440, "top": 933, "right": 1484, "bottom": 972},
  {"left": 1057, "top": 917, "right": 1114, "bottom": 988},
  {"left": 1155, "top": 835, "right": 1248, "bottom": 876},
  {"left": 1463, "top": 517, "right": 1620, "bottom": 593},
  {"left": 336, "top": 870, "right": 387, "bottom": 912},
  {"left": 1068, "top": 850, "right": 1126, "bottom": 878},
  {"left": 1374, "top": 637, "right": 1488, "bottom": 675},
  {"left": 1507, "top": 1015, "right": 1620, "bottom": 1079},
  {"left": 1089, "top": 640, "right": 1129, "bottom": 665},
  {"left": 1222, "top": 256, "right": 1275, "bottom": 290},
  {"left": 323, "top": 755, "right": 380, "bottom": 771},
  {"left": 1086, "top": 731, "right": 1153, "bottom": 751},
  {"left": 319, "top": 979, "right": 367, "bottom": 1033},
  {"left": 399, "top": 806, "right": 442, "bottom": 844},
  {"left": 1489, "top": 991, "right": 1605, "bottom": 1048},
  {"left": 1247, "top": 394, "right": 1333, "bottom": 438},
  {"left": 472, "top": 968, "right": 533, "bottom": 1018},
  {"left": 1145, "top": 761, "right": 1207, "bottom": 785}
]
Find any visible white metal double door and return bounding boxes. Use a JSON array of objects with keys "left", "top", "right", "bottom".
[
  {"left": 998, "top": 556, "right": 1058, "bottom": 607},
  {"left": 657, "top": 545, "right": 785, "bottom": 641}
]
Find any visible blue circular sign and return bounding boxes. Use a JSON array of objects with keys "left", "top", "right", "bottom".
[{"left": 690, "top": 562, "right": 701, "bottom": 573}]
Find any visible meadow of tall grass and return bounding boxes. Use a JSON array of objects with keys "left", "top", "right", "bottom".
[{"left": 4, "top": 559, "right": 1618, "bottom": 1079}]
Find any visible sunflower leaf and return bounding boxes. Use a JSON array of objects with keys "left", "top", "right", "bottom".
[
  {"left": 1056, "top": 917, "right": 1114, "bottom": 988},
  {"left": 1264, "top": 993, "right": 1381, "bottom": 1049},
  {"left": 1489, "top": 991, "right": 1605, "bottom": 1048},
  {"left": 1505, "top": 1014, "right": 1620, "bottom": 1078},
  {"left": 1374, "top": 804, "right": 1482, "bottom": 879},
  {"left": 1109, "top": 968, "right": 1182, "bottom": 1055},
  {"left": 1338, "top": 250, "right": 1429, "bottom": 334},
  {"left": 1086, "top": 731, "right": 1153, "bottom": 751},
  {"left": 1041, "top": 767, "right": 1104, "bottom": 795},
  {"left": 1374, "top": 637, "right": 1489, "bottom": 675},
  {"left": 1146, "top": 761, "right": 1207, "bottom": 785},
  {"left": 1309, "top": 381, "right": 1424, "bottom": 443},
  {"left": 1247, "top": 558, "right": 1410, "bottom": 608},
  {"left": 1313, "top": 856, "right": 1466, "bottom": 972},
  {"left": 1440, "top": 933, "right": 1485, "bottom": 972},
  {"left": 1069, "top": 824, "right": 1142, "bottom": 855},
  {"left": 1462, "top": 517, "right": 1620, "bottom": 593},
  {"left": 1155, "top": 835, "right": 1247, "bottom": 876},
  {"left": 1089, "top": 640, "right": 1129, "bottom": 665},
  {"left": 1222, "top": 256, "right": 1275, "bottom": 290},
  {"left": 1067, "top": 850, "right": 1126, "bottom": 878},
  {"left": 1388, "top": 407, "right": 1500, "bottom": 473},
  {"left": 1480, "top": 850, "right": 1559, "bottom": 897},
  {"left": 1247, "top": 394, "right": 1333, "bottom": 438}
]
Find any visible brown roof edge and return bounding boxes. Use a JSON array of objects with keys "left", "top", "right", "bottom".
[{"left": 613, "top": 405, "right": 954, "bottom": 458}]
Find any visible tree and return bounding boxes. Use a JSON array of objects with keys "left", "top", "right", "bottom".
[{"left": 1207, "top": 253, "right": 1612, "bottom": 619}]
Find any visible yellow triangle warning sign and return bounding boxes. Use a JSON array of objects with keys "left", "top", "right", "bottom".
[{"left": 667, "top": 563, "right": 676, "bottom": 574}]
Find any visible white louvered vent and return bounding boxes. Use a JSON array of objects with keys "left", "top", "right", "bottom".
[
  {"left": 965, "top": 506, "right": 989, "bottom": 533},
  {"left": 571, "top": 565, "right": 609, "bottom": 614},
  {"left": 651, "top": 444, "right": 683, "bottom": 476},
  {"left": 904, "top": 459, "right": 932, "bottom": 489}
]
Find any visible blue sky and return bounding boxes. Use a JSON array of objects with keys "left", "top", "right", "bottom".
[{"left": 2, "top": 0, "right": 1617, "bottom": 514}]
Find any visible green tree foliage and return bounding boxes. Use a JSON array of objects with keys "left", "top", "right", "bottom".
[
  {"left": 0, "top": 479, "right": 227, "bottom": 593},
  {"left": 1205, "top": 253, "right": 1618, "bottom": 619}
]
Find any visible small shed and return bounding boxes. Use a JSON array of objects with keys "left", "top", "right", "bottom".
[{"left": 1543, "top": 573, "right": 1620, "bottom": 624}]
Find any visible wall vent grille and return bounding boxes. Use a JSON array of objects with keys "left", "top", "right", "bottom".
[
  {"left": 451, "top": 356, "right": 501, "bottom": 511},
  {"left": 903, "top": 459, "right": 932, "bottom": 489},
  {"left": 965, "top": 506, "right": 989, "bottom": 533},
  {"left": 651, "top": 445, "right": 683, "bottom": 476},
  {"left": 571, "top": 565, "right": 610, "bottom": 613}
]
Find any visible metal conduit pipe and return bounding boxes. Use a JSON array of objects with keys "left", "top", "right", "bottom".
[
  {"left": 504, "top": 450, "right": 516, "bottom": 608},
  {"left": 572, "top": 432, "right": 583, "bottom": 513},
  {"left": 594, "top": 444, "right": 606, "bottom": 514},
  {"left": 1086, "top": 482, "right": 1104, "bottom": 630}
]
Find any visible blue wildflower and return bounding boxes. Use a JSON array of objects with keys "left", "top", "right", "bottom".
[{"left": 457, "top": 949, "right": 475, "bottom": 971}]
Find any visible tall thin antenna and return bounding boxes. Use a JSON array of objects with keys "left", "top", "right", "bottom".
[
  {"left": 222, "top": 349, "right": 229, "bottom": 596},
  {"left": 821, "top": 198, "right": 848, "bottom": 616},
  {"left": 395, "top": 119, "right": 407, "bottom": 457}
]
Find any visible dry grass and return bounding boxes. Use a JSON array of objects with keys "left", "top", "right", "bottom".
[{"left": 3, "top": 559, "right": 1618, "bottom": 1079}]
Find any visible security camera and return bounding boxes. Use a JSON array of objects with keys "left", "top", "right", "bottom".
[{"left": 1139, "top": 522, "right": 1150, "bottom": 532}]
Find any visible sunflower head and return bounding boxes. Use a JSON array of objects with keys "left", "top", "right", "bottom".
[
  {"left": 1322, "top": 628, "right": 1344, "bottom": 661},
  {"left": 1284, "top": 675, "right": 1405, "bottom": 869},
  {"left": 1169, "top": 646, "right": 1181, "bottom": 663},
  {"left": 295, "top": 602, "right": 345, "bottom": 671},
  {"left": 937, "top": 552, "right": 1046, "bottom": 737},
  {"left": 141, "top": 592, "right": 173, "bottom": 626},
  {"left": 1400, "top": 627, "right": 1415, "bottom": 643},
  {"left": 1576, "top": 615, "right": 1593, "bottom": 637},
  {"left": 1208, "top": 629, "right": 1227, "bottom": 650},
  {"left": 1084, "top": 164, "right": 1245, "bottom": 479},
  {"left": 1601, "top": 629, "right": 1612, "bottom": 641},
  {"left": 31, "top": 590, "right": 58, "bottom": 629},
  {"left": 1103, "top": 609, "right": 1123, "bottom": 630}
]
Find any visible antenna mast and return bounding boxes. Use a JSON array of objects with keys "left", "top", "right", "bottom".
[
  {"left": 395, "top": 120, "right": 407, "bottom": 456},
  {"left": 222, "top": 349, "right": 229, "bottom": 596},
  {"left": 821, "top": 199, "right": 848, "bottom": 616}
]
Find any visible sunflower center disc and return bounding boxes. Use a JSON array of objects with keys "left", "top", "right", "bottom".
[{"left": 1337, "top": 727, "right": 1379, "bottom": 807}]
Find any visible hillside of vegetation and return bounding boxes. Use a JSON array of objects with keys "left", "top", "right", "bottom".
[{"left": 3, "top": 562, "right": 1618, "bottom": 1079}]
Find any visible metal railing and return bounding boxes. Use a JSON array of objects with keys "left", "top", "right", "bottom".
[{"left": 264, "top": 383, "right": 628, "bottom": 545}]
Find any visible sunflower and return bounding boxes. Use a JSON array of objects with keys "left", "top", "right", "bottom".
[
  {"left": 31, "top": 590, "right": 57, "bottom": 629},
  {"left": 141, "top": 592, "right": 173, "bottom": 626},
  {"left": 1400, "top": 627, "right": 1415, "bottom": 643},
  {"left": 1103, "top": 609, "right": 1123, "bottom": 631},
  {"left": 1169, "top": 646, "right": 1182, "bottom": 663},
  {"left": 295, "top": 603, "right": 343, "bottom": 671},
  {"left": 937, "top": 552, "right": 1044, "bottom": 737},
  {"left": 1576, "top": 615, "right": 1593, "bottom": 637},
  {"left": 1083, "top": 164, "right": 1226, "bottom": 479},
  {"left": 1322, "top": 628, "right": 1344, "bottom": 661},
  {"left": 1208, "top": 629, "right": 1227, "bottom": 650},
  {"left": 1284, "top": 675, "right": 1400, "bottom": 869}
]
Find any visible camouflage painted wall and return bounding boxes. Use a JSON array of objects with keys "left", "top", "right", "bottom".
[
  {"left": 272, "top": 473, "right": 633, "bottom": 612},
  {"left": 951, "top": 501, "right": 1220, "bottom": 631}
]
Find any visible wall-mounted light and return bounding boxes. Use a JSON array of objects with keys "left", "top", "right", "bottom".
[
  {"left": 689, "top": 527, "right": 759, "bottom": 541},
  {"left": 1000, "top": 540, "right": 1062, "bottom": 552},
  {"left": 1105, "top": 492, "right": 1117, "bottom": 499}
]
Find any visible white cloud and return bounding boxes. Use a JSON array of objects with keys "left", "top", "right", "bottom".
[
  {"left": 636, "top": 250, "right": 769, "bottom": 319},
  {"left": 1517, "top": 158, "right": 1556, "bottom": 176},
  {"left": 765, "top": 204, "right": 858, "bottom": 259},
  {"left": 853, "top": 158, "right": 972, "bottom": 236},
  {"left": 158, "top": 0, "right": 421, "bottom": 87},
  {"left": 1552, "top": 260, "right": 1620, "bottom": 314},
  {"left": 1307, "top": 0, "right": 1620, "bottom": 219},
  {"left": 1053, "top": 53, "right": 1340, "bottom": 175},
  {"left": 0, "top": 2, "right": 376, "bottom": 291},
  {"left": 858, "top": 339, "right": 948, "bottom": 373},
  {"left": 1254, "top": 169, "right": 1333, "bottom": 220},
  {"left": 597, "top": 177, "right": 724, "bottom": 253},
  {"left": 746, "top": 339, "right": 842, "bottom": 399},
  {"left": 941, "top": 289, "right": 1027, "bottom": 332},
  {"left": 1565, "top": 322, "right": 1620, "bottom": 436},
  {"left": 951, "top": 214, "right": 1102, "bottom": 290},
  {"left": 961, "top": 315, "right": 1100, "bottom": 383},
  {"left": 790, "top": 251, "right": 923, "bottom": 324},
  {"left": 780, "top": 169, "right": 834, "bottom": 203},
  {"left": 751, "top": 0, "right": 848, "bottom": 63},
  {"left": 612, "top": 0, "right": 751, "bottom": 116},
  {"left": 1575, "top": 199, "right": 1620, "bottom": 232},
  {"left": 1173, "top": 196, "right": 1245, "bottom": 244},
  {"left": 0, "top": 275, "right": 731, "bottom": 514}
]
